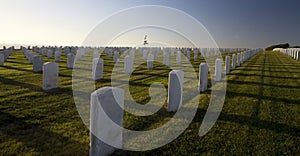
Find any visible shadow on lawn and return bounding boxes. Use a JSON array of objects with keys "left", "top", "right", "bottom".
[
  {"left": 0, "top": 110, "right": 88, "bottom": 155},
  {"left": 193, "top": 108, "right": 300, "bottom": 137},
  {"left": 1, "top": 65, "right": 33, "bottom": 73},
  {"left": 222, "top": 51, "right": 300, "bottom": 137},
  {"left": 0, "top": 76, "right": 89, "bottom": 97},
  {"left": 6, "top": 60, "right": 33, "bottom": 65}
]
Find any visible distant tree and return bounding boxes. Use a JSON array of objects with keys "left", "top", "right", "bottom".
[
  {"left": 143, "top": 35, "right": 148, "bottom": 45},
  {"left": 265, "top": 43, "right": 290, "bottom": 51}
]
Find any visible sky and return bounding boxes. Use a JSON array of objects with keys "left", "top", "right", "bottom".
[{"left": 0, "top": 0, "right": 299, "bottom": 48}]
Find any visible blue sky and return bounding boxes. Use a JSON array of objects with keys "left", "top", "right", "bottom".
[{"left": 0, "top": 0, "right": 299, "bottom": 48}]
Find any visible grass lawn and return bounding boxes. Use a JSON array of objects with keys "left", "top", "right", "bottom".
[{"left": 0, "top": 50, "right": 299, "bottom": 155}]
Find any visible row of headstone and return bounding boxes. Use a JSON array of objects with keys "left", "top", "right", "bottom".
[
  {"left": 88, "top": 49, "right": 248, "bottom": 154},
  {"left": 27, "top": 46, "right": 261, "bottom": 93},
  {"left": 275, "top": 48, "right": 300, "bottom": 61},
  {"left": 63, "top": 46, "right": 78, "bottom": 57},
  {"left": 219, "top": 48, "right": 248, "bottom": 54},
  {"left": 22, "top": 48, "right": 43, "bottom": 72},
  {"left": 97, "top": 47, "right": 250, "bottom": 75},
  {"left": 89, "top": 47, "right": 262, "bottom": 155},
  {"left": 39, "top": 47, "right": 260, "bottom": 94},
  {"left": 198, "top": 49, "right": 261, "bottom": 92},
  {"left": 22, "top": 48, "right": 35, "bottom": 64},
  {"left": 31, "top": 46, "right": 63, "bottom": 59},
  {"left": 22, "top": 46, "right": 77, "bottom": 70},
  {"left": 0, "top": 47, "right": 14, "bottom": 66},
  {"left": 103, "top": 47, "right": 262, "bottom": 81},
  {"left": 41, "top": 46, "right": 262, "bottom": 92}
]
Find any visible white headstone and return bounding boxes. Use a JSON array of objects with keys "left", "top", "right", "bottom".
[
  {"left": 167, "top": 70, "right": 184, "bottom": 112},
  {"left": 28, "top": 52, "right": 35, "bottom": 64},
  {"left": 194, "top": 50, "right": 198, "bottom": 61},
  {"left": 147, "top": 54, "right": 154, "bottom": 70},
  {"left": 114, "top": 51, "right": 119, "bottom": 63},
  {"left": 237, "top": 53, "right": 241, "bottom": 66},
  {"left": 240, "top": 52, "right": 244, "bottom": 64},
  {"left": 47, "top": 49, "right": 52, "bottom": 58},
  {"left": 124, "top": 56, "right": 133, "bottom": 74},
  {"left": 55, "top": 51, "right": 61, "bottom": 62},
  {"left": 43, "top": 62, "right": 58, "bottom": 90},
  {"left": 225, "top": 56, "right": 230, "bottom": 75},
  {"left": 130, "top": 49, "right": 135, "bottom": 59},
  {"left": 33, "top": 56, "right": 43, "bottom": 72},
  {"left": 90, "top": 87, "right": 124, "bottom": 156},
  {"left": 154, "top": 50, "right": 159, "bottom": 59},
  {"left": 186, "top": 51, "right": 190, "bottom": 61},
  {"left": 215, "top": 58, "right": 222, "bottom": 81},
  {"left": 176, "top": 50, "right": 181, "bottom": 64},
  {"left": 92, "top": 58, "right": 104, "bottom": 80},
  {"left": 108, "top": 51, "right": 112, "bottom": 58},
  {"left": 67, "top": 53, "right": 75, "bottom": 69},
  {"left": 164, "top": 52, "right": 169, "bottom": 66},
  {"left": 142, "top": 49, "right": 148, "bottom": 59},
  {"left": 198, "top": 63, "right": 208, "bottom": 92},
  {"left": 94, "top": 49, "right": 100, "bottom": 59},
  {"left": 232, "top": 54, "right": 236, "bottom": 70},
  {"left": 170, "top": 48, "right": 175, "bottom": 56}
]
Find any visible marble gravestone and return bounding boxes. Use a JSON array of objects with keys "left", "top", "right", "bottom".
[
  {"left": 186, "top": 51, "right": 190, "bottom": 61},
  {"left": 147, "top": 53, "right": 154, "bottom": 70},
  {"left": 240, "top": 52, "right": 244, "bottom": 64},
  {"left": 55, "top": 51, "right": 61, "bottom": 62},
  {"left": 33, "top": 56, "right": 43, "bottom": 72},
  {"left": 43, "top": 62, "right": 58, "bottom": 90},
  {"left": 67, "top": 53, "right": 75, "bottom": 69},
  {"left": 47, "top": 49, "right": 53, "bottom": 58},
  {"left": 92, "top": 58, "right": 104, "bottom": 80},
  {"left": 114, "top": 51, "right": 118, "bottom": 63},
  {"left": 164, "top": 52, "right": 169, "bottom": 66},
  {"left": 124, "top": 56, "right": 133, "bottom": 74},
  {"left": 232, "top": 54, "right": 236, "bottom": 70},
  {"left": 142, "top": 49, "right": 148, "bottom": 59},
  {"left": 198, "top": 63, "right": 208, "bottom": 92},
  {"left": 108, "top": 51, "right": 112, "bottom": 58},
  {"left": 154, "top": 49, "right": 159, "bottom": 59},
  {"left": 28, "top": 52, "right": 35, "bottom": 64},
  {"left": 176, "top": 50, "right": 181, "bottom": 64},
  {"left": 94, "top": 49, "right": 100, "bottom": 59},
  {"left": 215, "top": 58, "right": 222, "bottom": 81},
  {"left": 170, "top": 48, "right": 175, "bottom": 56},
  {"left": 194, "top": 50, "right": 198, "bottom": 61},
  {"left": 237, "top": 53, "right": 241, "bottom": 66},
  {"left": 167, "top": 70, "right": 184, "bottom": 112},
  {"left": 90, "top": 87, "right": 124, "bottom": 156},
  {"left": 225, "top": 56, "right": 230, "bottom": 75}
]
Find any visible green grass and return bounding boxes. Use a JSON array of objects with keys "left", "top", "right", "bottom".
[{"left": 0, "top": 50, "right": 299, "bottom": 155}]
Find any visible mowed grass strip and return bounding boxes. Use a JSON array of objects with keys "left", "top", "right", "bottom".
[{"left": 0, "top": 50, "right": 299, "bottom": 155}]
